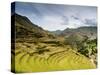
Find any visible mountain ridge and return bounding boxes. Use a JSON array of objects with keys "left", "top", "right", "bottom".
[
  {"left": 52, "top": 26, "right": 97, "bottom": 40},
  {"left": 12, "top": 13, "right": 55, "bottom": 39}
]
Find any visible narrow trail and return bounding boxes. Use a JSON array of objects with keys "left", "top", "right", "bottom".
[{"left": 90, "top": 58, "right": 96, "bottom": 68}]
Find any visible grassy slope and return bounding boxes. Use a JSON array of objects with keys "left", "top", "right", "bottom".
[{"left": 12, "top": 42, "right": 95, "bottom": 73}]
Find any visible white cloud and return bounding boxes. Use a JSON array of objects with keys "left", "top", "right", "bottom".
[
  {"left": 43, "top": 16, "right": 63, "bottom": 25},
  {"left": 37, "top": 15, "right": 68, "bottom": 31}
]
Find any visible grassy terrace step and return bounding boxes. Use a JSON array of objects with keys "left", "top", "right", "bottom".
[
  {"left": 51, "top": 52, "right": 69, "bottom": 65},
  {"left": 47, "top": 51, "right": 67, "bottom": 64}
]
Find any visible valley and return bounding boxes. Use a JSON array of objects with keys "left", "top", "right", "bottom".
[{"left": 11, "top": 13, "right": 97, "bottom": 73}]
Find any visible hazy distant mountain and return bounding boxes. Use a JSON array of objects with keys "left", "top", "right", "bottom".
[
  {"left": 51, "top": 30, "right": 62, "bottom": 35},
  {"left": 53, "top": 26, "right": 97, "bottom": 40}
]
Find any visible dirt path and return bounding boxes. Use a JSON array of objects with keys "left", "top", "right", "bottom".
[{"left": 90, "top": 58, "right": 96, "bottom": 68}]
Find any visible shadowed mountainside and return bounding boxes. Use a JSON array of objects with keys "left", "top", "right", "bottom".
[{"left": 12, "top": 13, "right": 55, "bottom": 39}]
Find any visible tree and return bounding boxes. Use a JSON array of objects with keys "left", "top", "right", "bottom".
[{"left": 78, "top": 38, "right": 97, "bottom": 58}]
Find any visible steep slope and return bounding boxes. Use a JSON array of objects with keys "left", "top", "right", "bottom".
[{"left": 12, "top": 13, "right": 55, "bottom": 39}]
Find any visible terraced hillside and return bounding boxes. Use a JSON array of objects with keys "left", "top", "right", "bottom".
[
  {"left": 11, "top": 42, "right": 95, "bottom": 73},
  {"left": 11, "top": 13, "right": 96, "bottom": 73}
]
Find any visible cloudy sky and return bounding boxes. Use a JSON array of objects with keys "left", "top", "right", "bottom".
[{"left": 14, "top": 2, "right": 97, "bottom": 31}]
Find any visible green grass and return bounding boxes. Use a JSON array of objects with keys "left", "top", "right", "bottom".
[{"left": 12, "top": 42, "right": 96, "bottom": 73}]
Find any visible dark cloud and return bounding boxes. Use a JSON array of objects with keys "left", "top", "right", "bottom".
[
  {"left": 83, "top": 19, "right": 97, "bottom": 26},
  {"left": 71, "top": 14, "right": 97, "bottom": 26},
  {"left": 71, "top": 15, "right": 80, "bottom": 20}
]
